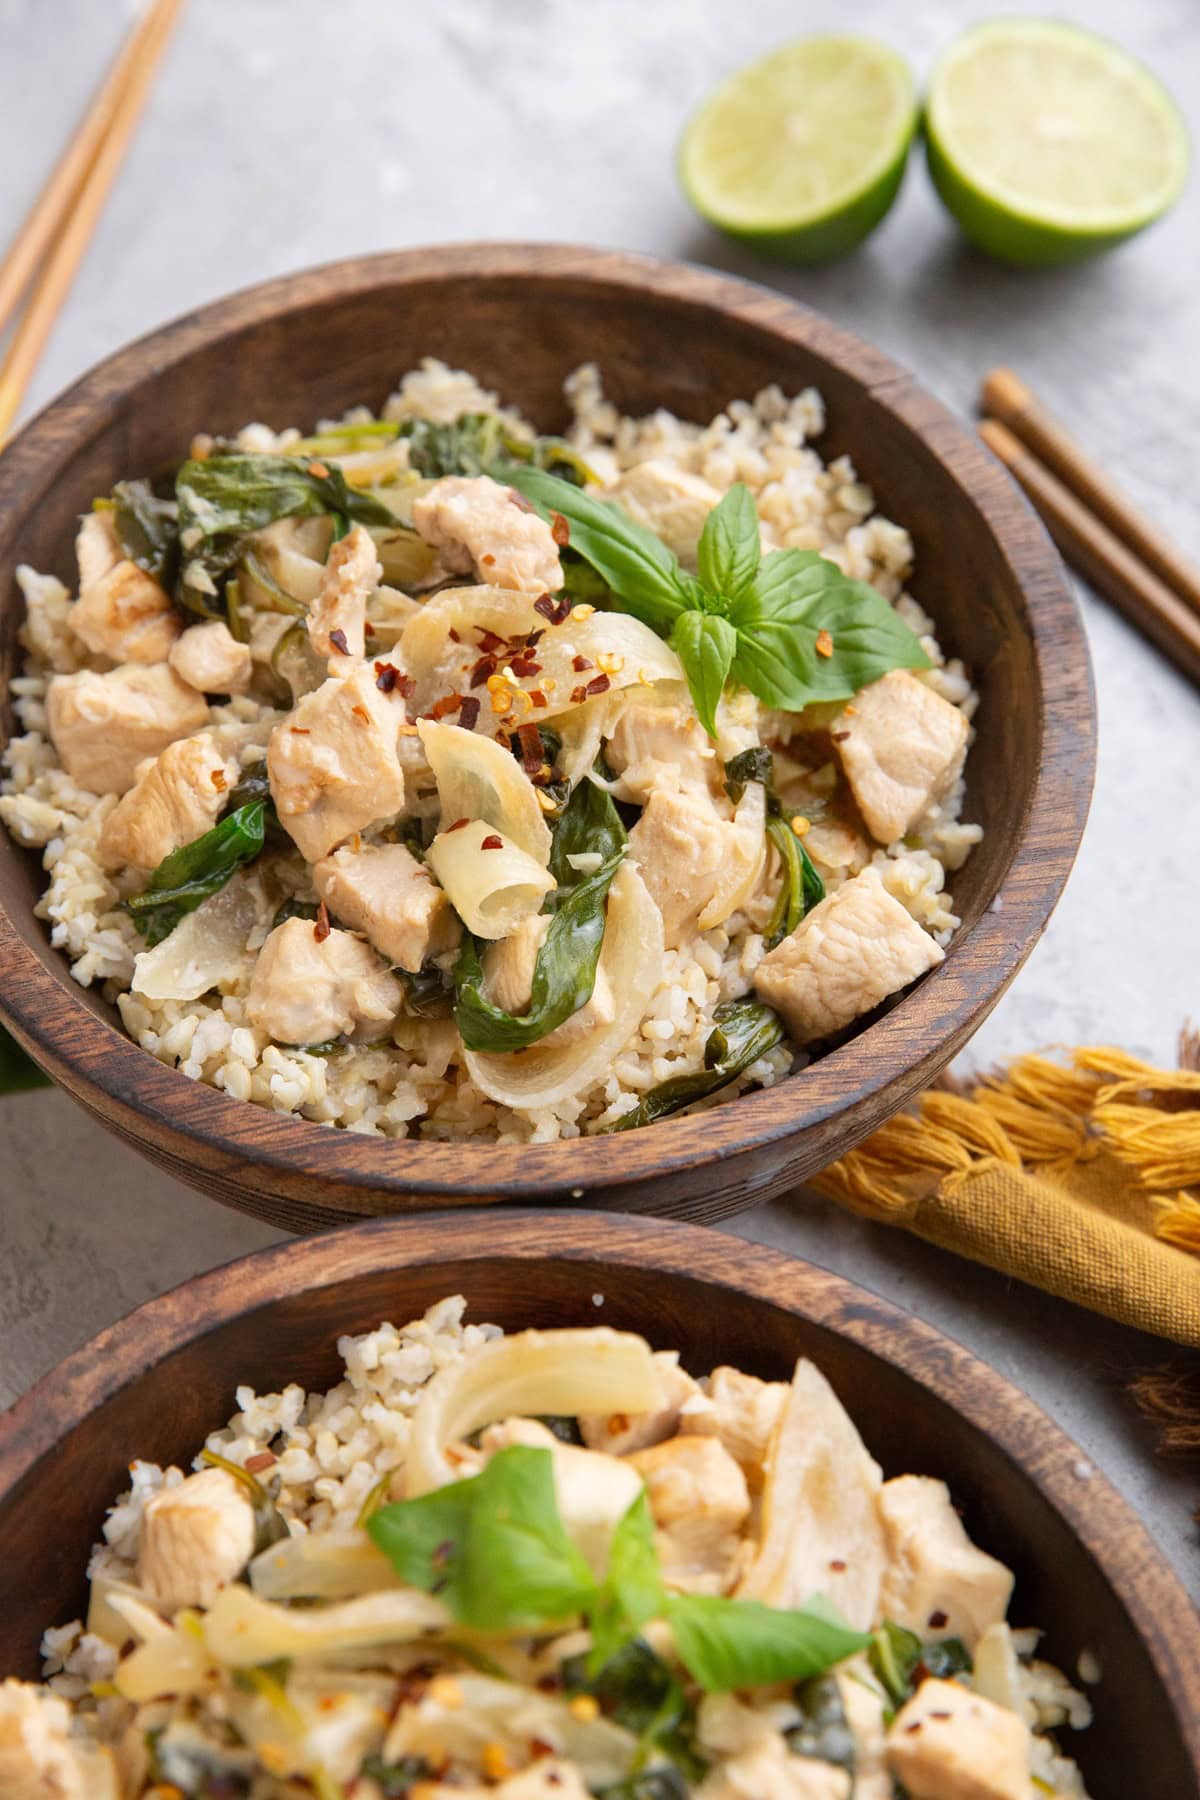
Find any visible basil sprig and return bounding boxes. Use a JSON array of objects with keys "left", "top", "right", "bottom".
[
  {"left": 126, "top": 800, "right": 268, "bottom": 947},
  {"left": 602, "top": 998, "right": 785, "bottom": 1133},
  {"left": 367, "top": 1444, "right": 868, "bottom": 1692},
  {"left": 501, "top": 466, "right": 930, "bottom": 736},
  {"left": 452, "top": 775, "right": 627, "bottom": 1053}
]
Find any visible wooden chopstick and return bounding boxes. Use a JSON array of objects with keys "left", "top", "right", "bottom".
[
  {"left": 982, "top": 366, "right": 1200, "bottom": 622},
  {"left": 0, "top": 0, "right": 187, "bottom": 447},
  {"left": 980, "top": 417, "right": 1200, "bottom": 689}
]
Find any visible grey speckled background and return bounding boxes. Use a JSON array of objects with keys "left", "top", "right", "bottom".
[{"left": 1, "top": 0, "right": 1198, "bottom": 1588}]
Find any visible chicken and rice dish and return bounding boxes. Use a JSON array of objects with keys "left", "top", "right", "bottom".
[
  {"left": 0, "top": 362, "right": 981, "bottom": 1140},
  {"left": 8, "top": 1298, "right": 1094, "bottom": 1797}
]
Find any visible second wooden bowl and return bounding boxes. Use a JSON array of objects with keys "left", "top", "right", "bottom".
[
  {"left": 0, "top": 245, "right": 1095, "bottom": 1228},
  {"left": 0, "top": 1214, "right": 1194, "bottom": 1795}
]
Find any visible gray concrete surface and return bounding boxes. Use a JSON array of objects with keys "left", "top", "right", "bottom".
[{"left": 1, "top": 0, "right": 1197, "bottom": 1589}]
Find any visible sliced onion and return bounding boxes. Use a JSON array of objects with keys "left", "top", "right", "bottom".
[
  {"left": 464, "top": 860, "right": 664, "bottom": 1109},
  {"left": 419, "top": 720, "right": 551, "bottom": 862},
  {"left": 406, "top": 1325, "right": 666, "bottom": 1494},
  {"left": 385, "top": 1670, "right": 638, "bottom": 1788},
  {"left": 249, "top": 1534, "right": 402, "bottom": 1601},
  {"left": 131, "top": 874, "right": 259, "bottom": 1002},
  {"left": 427, "top": 818, "right": 555, "bottom": 939},
  {"left": 696, "top": 780, "right": 767, "bottom": 930},
  {"left": 203, "top": 1583, "right": 453, "bottom": 1667}
]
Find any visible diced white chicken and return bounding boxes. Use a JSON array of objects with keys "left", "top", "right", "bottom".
[
  {"left": 267, "top": 662, "right": 408, "bottom": 862},
  {"left": 579, "top": 1349, "right": 700, "bottom": 1457},
  {"left": 245, "top": 917, "right": 402, "bottom": 1046},
  {"left": 627, "top": 785, "right": 738, "bottom": 947},
  {"left": 479, "top": 1418, "right": 644, "bottom": 1577},
  {"left": 607, "top": 460, "right": 723, "bottom": 565},
  {"left": 753, "top": 864, "right": 943, "bottom": 1042},
  {"left": 168, "top": 619, "right": 253, "bottom": 695},
  {"left": 412, "top": 475, "right": 563, "bottom": 593},
  {"left": 833, "top": 671, "right": 970, "bottom": 846},
  {"left": 680, "top": 1366, "right": 788, "bottom": 1493},
  {"left": 481, "top": 912, "right": 615, "bottom": 1045},
  {"left": 136, "top": 1468, "right": 255, "bottom": 1612},
  {"left": 697, "top": 1730, "right": 850, "bottom": 1800},
  {"left": 887, "top": 1678, "right": 1034, "bottom": 1800},
  {"left": 878, "top": 1477, "right": 1014, "bottom": 1651},
  {"left": 313, "top": 841, "right": 460, "bottom": 971},
  {"left": 306, "top": 523, "right": 379, "bottom": 662},
  {"left": 98, "top": 732, "right": 237, "bottom": 869},
  {"left": 0, "top": 1680, "right": 121, "bottom": 1800},
  {"left": 69, "top": 510, "right": 180, "bottom": 664},
  {"left": 737, "top": 1359, "right": 886, "bottom": 1632},
  {"left": 45, "top": 664, "right": 209, "bottom": 794},
  {"left": 605, "top": 695, "right": 719, "bottom": 803},
  {"left": 626, "top": 1435, "right": 750, "bottom": 1595}
]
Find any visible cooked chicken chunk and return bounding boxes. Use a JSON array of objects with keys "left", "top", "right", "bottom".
[
  {"left": 0, "top": 1680, "right": 121, "bottom": 1800},
  {"left": 267, "top": 663, "right": 407, "bottom": 862},
  {"left": 608, "top": 460, "right": 723, "bottom": 565},
  {"left": 627, "top": 786, "right": 736, "bottom": 947},
  {"left": 680, "top": 1366, "right": 788, "bottom": 1493},
  {"left": 737, "top": 1359, "right": 886, "bottom": 1631},
  {"left": 136, "top": 1468, "right": 255, "bottom": 1612},
  {"left": 98, "top": 732, "right": 236, "bottom": 869},
  {"left": 480, "top": 1417, "right": 643, "bottom": 1577},
  {"left": 481, "top": 912, "right": 615, "bottom": 1045},
  {"left": 627, "top": 1434, "right": 751, "bottom": 1595},
  {"left": 168, "top": 620, "right": 252, "bottom": 695},
  {"left": 696, "top": 1727, "right": 850, "bottom": 1800},
  {"left": 46, "top": 664, "right": 209, "bottom": 794},
  {"left": 69, "top": 510, "right": 180, "bottom": 665},
  {"left": 887, "top": 1679, "right": 1034, "bottom": 1800},
  {"left": 313, "top": 841, "right": 460, "bottom": 972},
  {"left": 245, "top": 917, "right": 402, "bottom": 1046},
  {"left": 412, "top": 475, "right": 563, "bottom": 593},
  {"left": 580, "top": 1350, "right": 700, "bottom": 1457},
  {"left": 605, "top": 695, "right": 718, "bottom": 803},
  {"left": 306, "top": 523, "right": 379, "bottom": 662},
  {"left": 878, "top": 1477, "right": 1013, "bottom": 1651},
  {"left": 753, "top": 864, "right": 943, "bottom": 1041},
  {"left": 833, "top": 671, "right": 969, "bottom": 846}
]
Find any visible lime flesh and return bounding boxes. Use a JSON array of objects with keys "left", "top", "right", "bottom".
[
  {"left": 925, "top": 19, "right": 1189, "bottom": 266},
  {"left": 679, "top": 36, "right": 918, "bottom": 265}
]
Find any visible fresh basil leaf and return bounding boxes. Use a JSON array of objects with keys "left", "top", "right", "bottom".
[
  {"left": 125, "top": 802, "right": 268, "bottom": 947},
  {"left": 566, "top": 1638, "right": 707, "bottom": 1786},
  {"left": 669, "top": 611, "right": 737, "bottom": 739},
  {"left": 500, "top": 465, "right": 689, "bottom": 630},
  {"left": 588, "top": 1492, "right": 665, "bottom": 1676},
  {"left": 96, "top": 479, "right": 180, "bottom": 586},
  {"left": 785, "top": 1673, "right": 857, "bottom": 1774},
  {"left": 666, "top": 1594, "right": 869, "bottom": 1693},
  {"left": 730, "top": 549, "right": 930, "bottom": 711},
  {"left": 454, "top": 775, "right": 627, "bottom": 1052},
  {"left": 696, "top": 483, "right": 760, "bottom": 602},
  {"left": 765, "top": 816, "right": 824, "bottom": 948},
  {"left": 602, "top": 998, "right": 785, "bottom": 1132},
  {"left": 0, "top": 1025, "right": 51, "bottom": 1094},
  {"left": 722, "top": 746, "right": 774, "bottom": 801},
  {"left": 367, "top": 1445, "right": 596, "bottom": 1632}
]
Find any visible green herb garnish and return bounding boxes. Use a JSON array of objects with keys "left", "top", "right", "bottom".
[
  {"left": 95, "top": 478, "right": 180, "bottom": 587},
  {"left": 125, "top": 801, "right": 268, "bottom": 947},
  {"left": 869, "top": 1619, "right": 972, "bottom": 1707},
  {"left": 785, "top": 1673, "right": 856, "bottom": 1774},
  {"left": 724, "top": 748, "right": 824, "bottom": 948},
  {"left": 400, "top": 412, "right": 592, "bottom": 486},
  {"left": 501, "top": 467, "right": 930, "bottom": 736},
  {"left": 602, "top": 998, "right": 785, "bottom": 1132}
]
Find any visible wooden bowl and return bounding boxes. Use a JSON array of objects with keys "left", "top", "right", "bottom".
[
  {"left": 0, "top": 1213, "right": 1194, "bottom": 1795},
  {"left": 0, "top": 245, "right": 1095, "bottom": 1229}
]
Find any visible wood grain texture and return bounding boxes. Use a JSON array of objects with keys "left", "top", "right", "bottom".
[
  {"left": 0, "top": 245, "right": 1096, "bottom": 1228},
  {"left": 0, "top": 1213, "right": 1194, "bottom": 1796}
]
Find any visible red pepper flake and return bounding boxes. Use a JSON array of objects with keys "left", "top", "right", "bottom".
[
  {"left": 517, "top": 722, "right": 544, "bottom": 774},
  {"left": 351, "top": 703, "right": 371, "bottom": 724},
  {"left": 527, "top": 689, "right": 547, "bottom": 708},
  {"left": 832, "top": 729, "right": 851, "bottom": 742},
  {"left": 470, "top": 654, "right": 498, "bottom": 688},
  {"left": 481, "top": 552, "right": 497, "bottom": 567},
  {"left": 550, "top": 510, "right": 570, "bottom": 547},
  {"left": 495, "top": 728, "right": 512, "bottom": 750},
  {"left": 572, "top": 654, "right": 593, "bottom": 672},
  {"left": 245, "top": 1451, "right": 277, "bottom": 1474},
  {"left": 534, "top": 594, "right": 571, "bottom": 626},
  {"left": 364, "top": 621, "right": 377, "bottom": 639},
  {"left": 290, "top": 726, "right": 311, "bottom": 735},
  {"left": 446, "top": 817, "right": 470, "bottom": 833},
  {"left": 373, "top": 661, "right": 399, "bottom": 694},
  {"left": 329, "top": 626, "right": 350, "bottom": 656},
  {"left": 476, "top": 628, "right": 506, "bottom": 652},
  {"left": 508, "top": 654, "right": 541, "bottom": 678},
  {"left": 428, "top": 693, "right": 464, "bottom": 720},
  {"left": 905, "top": 1722, "right": 923, "bottom": 1735},
  {"left": 508, "top": 488, "right": 536, "bottom": 513},
  {"left": 927, "top": 1609, "right": 948, "bottom": 1629},
  {"left": 570, "top": 684, "right": 588, "bottom": 705},
  {"left": 585, "top": 672, "right": 611, "bottom": 697},
  {"left": 307, "top": 459, "right": 330, "bottom": 479},
  {"left": 815, "top": 628, "right": 834, "bottom": 658},
  {"left": 448, "top": 628, "right": 461, "bottom": 643},
  {"left": 458, "top": 695, "right": 481, "bottom": 731},
  {"left": 524, "top": 629, "right": 544, "bottom": 648},
  {"left": 929, "top": 1711, "right": 952, "bottom": 1721},
  {"left": 828, "top": 1558, "right": 847, "bottom": 1571},
  {"left": 211, "top": 768, "right": 227, "bottom": 791},
  {"left": 313, "top": 901, "right": 332, "bottom": 942},
  {"left": 481, "top": 834, "right": 503, "bottom": 850}
]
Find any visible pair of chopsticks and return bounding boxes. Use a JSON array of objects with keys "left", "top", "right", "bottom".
[
  {"left": 979, "top": 370, "right": 1200, "bottom": 688},
  {"left": 0, "top": 0, "right": 186, "bottom": 447}
]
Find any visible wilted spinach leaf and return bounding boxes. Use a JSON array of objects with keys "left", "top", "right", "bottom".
[
  {"left": 126, "top": 802, "right": 268, "bottom": 947},
  {"left": 96, "top": 479, "right": 180, "bottom": 587},
  {"left": 602, "top": 998, "right": 785, "bottom": 1132}
]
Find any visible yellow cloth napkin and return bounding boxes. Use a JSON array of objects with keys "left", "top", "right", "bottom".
[{"left": 814, "top": 1043, "right": 1200, "bottom": 1347}]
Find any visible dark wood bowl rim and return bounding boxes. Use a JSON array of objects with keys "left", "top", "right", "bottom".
[
  {"left": 0, "top": 244, "right": 1095, "bottom": 1201},
  {"left": 0, "top": 1211, "right": 1195, "bottom": 1770}
]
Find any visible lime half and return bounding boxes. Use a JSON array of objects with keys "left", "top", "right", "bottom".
[
  {"left": 679, "top": 36, "right": 918, "bottom": 265},
  {"left": 925, "top": 20, "right": 1189, "bottom": 266}
]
